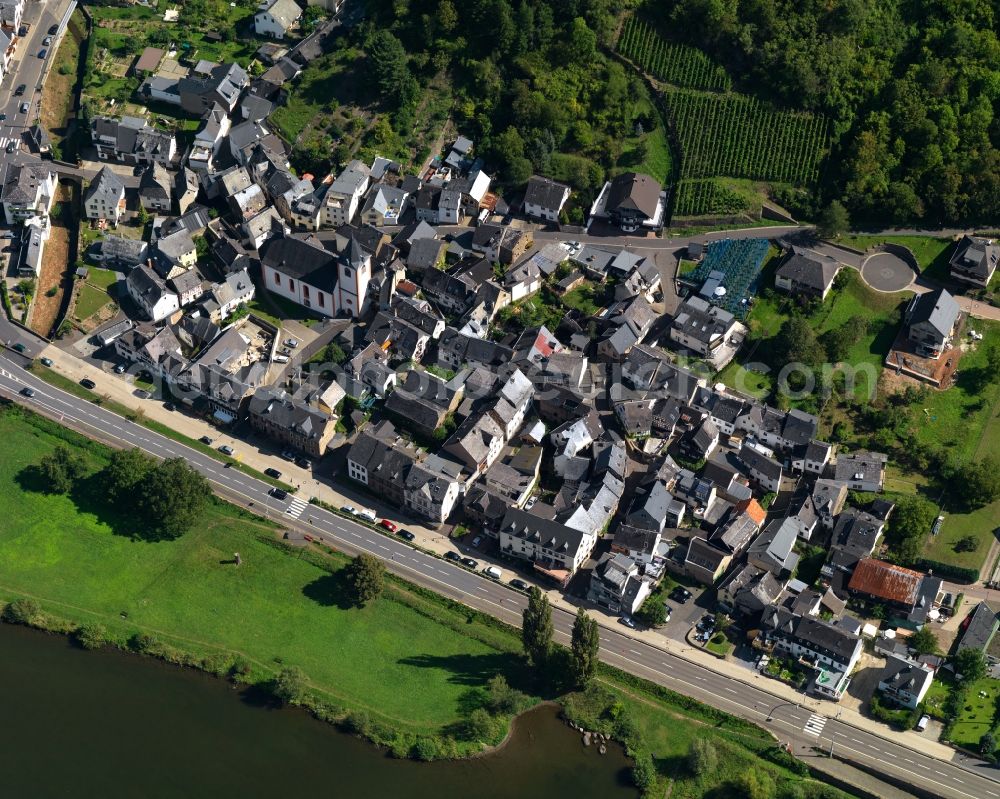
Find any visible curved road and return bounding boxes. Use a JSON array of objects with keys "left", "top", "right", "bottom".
[{"left": 0, "top": 349, "right": 997, "bottom": 799}]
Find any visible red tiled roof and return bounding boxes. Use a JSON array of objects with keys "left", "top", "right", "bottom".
[{"left": 848, "top": 558, "right": 921, "bottom": 606}]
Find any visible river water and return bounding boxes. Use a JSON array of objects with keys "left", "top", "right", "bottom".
[{"left": 0, "top": 624, "right": 637, "bottom": 798}]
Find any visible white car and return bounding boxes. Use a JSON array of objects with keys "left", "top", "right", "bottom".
[{"left": 356, "top": 509, "right": 377, "bottom": 523}]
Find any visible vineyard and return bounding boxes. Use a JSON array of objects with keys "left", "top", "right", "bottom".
[
  {"left": 617, "top": 17, "right": 731, "bottom": 92},
  {"left": 685, "top": 238, "right": 770, "bottom": 319},
  {"left": 672, "top": 179, "right": 753, "bottom": 217},
  {"left": 665, "top": 88, "right": 829, "bottom": 185}
]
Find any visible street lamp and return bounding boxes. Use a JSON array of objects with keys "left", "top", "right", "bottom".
[{"left": 765, "top": 701, "right": 798, "bottom": 723}]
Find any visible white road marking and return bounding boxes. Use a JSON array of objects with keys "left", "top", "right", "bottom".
[
  {"left": 803, "top": 714, "right": 827, "bottom": 737},
  {"left": 285, "top": 496, "right": 309, "bottom": 519}
]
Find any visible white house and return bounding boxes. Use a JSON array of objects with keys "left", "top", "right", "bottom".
[
  {"left": 0, "top": 0, "right": 25, "bottom": 36},
  {"left": 877, "top": 654, "right": 934, "bottom": 710},
  {"left": 500, "top": 507, "right": 598, "bottom": 586},
  {"left": 0, "top": 163, "right": 56, "bottom": 225},
  {"left": 322, "top": 160, "right": 370, "bottom": 227},
  {"left": 523, "top": 175, "right": 570, "bottom": 221},
  {"left": 83, "top": 167, "right": 126, "bottom": 226},
  {"left": 254, "top": 0, "right": 302, "bottom": 38},
  {"left": 126, "top": 265, "right": 180, "bottom": 322}
]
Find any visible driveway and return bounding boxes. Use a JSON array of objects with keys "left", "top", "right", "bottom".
[{"left": 861, "top": 252, "right": 916, "bottom": 292}]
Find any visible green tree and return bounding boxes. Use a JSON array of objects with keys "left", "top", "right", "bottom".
[
  {"left": 484, "top": 674, "right": 527, "bottom": 715},
  {"left": 37, "top": 445, "right": 85, "bottom": 494},
  {"left": 772, "top": 316, "right": 825, "bottom": 375},
  {"left": 521, "top": 586, "right": 553, "bottom": 667},
  {"left": 816, "top": 200, "right": 850, "bottom": 239},
  {"left": 322, "top": 341, "right": 347, "bottom": 365},
  {"left": 139, "top": 458, "right": 211, "bottom": 539},
  {"left": 4, "top": 597, "right": 41, "bottom": 625},
  {"left": 346, "top": 553, "right": 385, "bottom": 607},
  {"left": 954, "top": 535, "right": 978, "bottom": 553},
  {"left": 908, "top": 626, "right": 940, "bottom": 656},
  {"left": 632, "top": 748, "right": 657, "bottom": 791},
  {"left": 952, "top": 648, "right": 986, "bottom": 682},
  {"left": 952, "top": 456, "right": 1000, "bottom": 510},
  {"left": 635, "top": 595, "right": 667, "bottom": 627},
  {"left": 104, "top": 447, "right": 155, "bottom": 504},
  {"left": 737, "top": 766, "right": 776, "bottom": 799},
  {"left": 687, "top": 737, "right": 718, "bottom": 776},
  {"left": 272, "top": 666, "right": 307, "bottom": 704},
  {"left": 981, "top": 732, "right": 997, "bottom": 756},
  {"left": 569, "top": 607, "right": 600, "bottom": 688},
  {"left": 567, "top": 17, "right": 597, "bottom": 65},
  {"left": 885, "top": 495, "right": 936, "bottom": 564},
  {"left": 461, "top": 707, "right": 497, "bottom": 742},
  {"left": 75, "top": 622, "right": 108, "bottom": 650}
]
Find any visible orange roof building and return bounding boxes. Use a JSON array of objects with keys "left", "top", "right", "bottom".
[{"left": 848, "top": 559, "right": 921, "bottom": 606}]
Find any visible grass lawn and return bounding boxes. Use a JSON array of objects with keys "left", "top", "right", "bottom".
[
  {"left": 705, "top": 634, "right": 733, "bottom": 658},
  {"left": 949, "top": 677, "right": 1000, "bottom": 750},
  {"left": 560, "top": 282, "right": 603, "bottom": 316},
  {"left": 73, "top": 283, "right": 114, "bottom": 321},
  {"left": 86, "top": 267, "right": 120, "bottom": 291},
  {"left": 714, "top": 360, "right": 771, "bottom": 399},
  {"left": 840, "top": 235, "right": 954, "bottom": 279},
  {"left": 922, "top": 676, "right": 952, "bottom": 720},
  {"left": 616, "top": 103, "right": 672, "bottom": 184}
]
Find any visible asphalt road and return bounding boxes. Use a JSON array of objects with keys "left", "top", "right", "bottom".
[{"left": 0, "top": 350, "right": 997, "bottom": 799}]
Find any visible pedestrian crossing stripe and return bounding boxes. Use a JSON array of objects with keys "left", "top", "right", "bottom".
[
  {"left": 285, "top": 497, "right": 308, "bottom": 518},
  {"left": 803, "top": 714, "right": 827, "bottom": 736}
]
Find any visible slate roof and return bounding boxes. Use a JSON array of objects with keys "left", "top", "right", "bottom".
[
  {"left": 606, "top": 172, "right": 661, "bottom": 220},
  {"left": 776, "top": 246, "right": 841, "bottom": 292},
  {"left": 957, "top": 602, "right": 1000, "bottom": 654},
  {"left": 905, "top": 288, "right": 960, "bottom": 338},
  {"left": 85, "top": 167, "right": 125, "bottom": 206},
  {"left": 248, "top": 386, "right": 332, "bottom": 443},
  {"left": 524, "top": 175, "right": 570, "bottom": 211},
  {"left": 259, "top": 234, "right": 337, "bottom": 292}
]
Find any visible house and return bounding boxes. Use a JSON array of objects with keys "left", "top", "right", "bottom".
[
  {"left": 848, "top": 559, "right": 943, "bottom": 625},
  {"left": 832, "top": 451, "right": 887, "bottom": 492},
  {"left": 1, "top": 163, "right": 56, "bottom": 225},
  {"left": 685, "top": 537, "right": 731, "bottom": 586},
  {"left": 904, "top": 288, "right": 960, "bottom": 358},
  {"left": 126, "top": 265, "right": 180, "bottom": 322},
  {"left": 177, "top": 62, "right": 249, "bottom": 115},
  {"left": 175, "top": 168, "right": 200, "bottom": 215},
  {"left": 738, "top": 441, "right": 783, "bottom": 493},
  {"left": 949, "top": 235, "right": 998, "bottom": 288},
  {"left": 500, "top": 507, "right": 599, "bottom": 586},
  {"left": 92, "top": 235, "right": 149, "bottom": 269},
  {"left": 322, "top": 160, "right": 371, "bottom": 227},
  {"left": 955, "top": 602, "right": 999, "bottom": 655},
  {"left": 155, "top": 229, "right": 198, "bottom": 273},
  {"left": 260, "top": 233, "right": 370, "bottom": 318},
  {"left": 207, "top": 268, "right": 255, "bottom": 322},
  {"left": 443, "top": 412, "right": 505, "bottom": 477},
  {"left": 878, "top": 654, "right": 934, "bottom": 709},
  {"left": 761, "top": 605, "right": 863, "bottom": 700},
  {"left": 679, "top": 418, "right": 719, "bottom": 461},
  {"left": 824, "top": 508, "right": 884, "bottom": 577},
  {"left": 587, "top": 553, "right": 653, "bottom": 615},
  {"left": 360, "top": 184, "right": 408, "bottom": 227},
  {"left": 248, "top": 387, "right": 336, "bottom": 458},
  {"left": 718, "top": 564, "right": 783, "bottom": 617},
  {"left": 139, "top": 164, "right": 173, "bottom": 212},
  {"left": 254, "top": 0, "right": 302, "bottom": 37},
  {"left": 91, "top": 116, "right": 177, "bottom": 167},
  {"left": 346, "top": 421, "right": 420, "bottom": 508},
  {"left": 792, "top": 440, "right": 833, "bottom": 475},
  {"left": 523, "top": 175, "right": 571, "bottom": 222},
  {"left": 774, "top": 247, "right": 842, "bottom": 301},
  {"left": 188, "top": 105, "right": 231, "bottom": 172},
  {"left": 590, "top": 172, "right": 665, "bottom": 233},
  {"left": 0, "top": 0, "right": 24, "bottom": 34},
  {"left": 669, "top": 296, "right": 737, "bottom": 357},
  {"left": 114, "top": 325, "right": 184, "bottom": 378},
  {"left": 403, "top": 456, "right": 463, "bottom": 524},
  {"left": 169, "top": 270, "right": 203, "bottom": 307},
  {"left": 83, "top": 167, "right": 126, "bottom": 227},
  {"left": 748, "top": 518, "right": 800, "bottom": 577},
  {"left": 133, "top": 46, "right": 165, "bottom": 76}
]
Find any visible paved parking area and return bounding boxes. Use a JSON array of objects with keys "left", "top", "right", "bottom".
[{"left": 861, "top": 252, "right": 916, "bottom": 292}]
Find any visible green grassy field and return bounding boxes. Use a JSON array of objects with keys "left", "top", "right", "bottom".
[
  {"left": 840, "top": 235, "right": 953, "bottom": 278},
  {"left": 73, "top": 283, "right": 114, "bottom": 321},
  {"left": 950, "top": 677, "right": 1000, "bottom": 750}
]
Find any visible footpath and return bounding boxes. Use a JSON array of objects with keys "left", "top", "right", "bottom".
[{"left": 37, "top": 342, "right": 963, "bottom": 769}]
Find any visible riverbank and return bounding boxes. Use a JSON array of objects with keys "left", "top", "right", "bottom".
[{"left": 0, "top": 401, "right": 856, "bottom": 798}]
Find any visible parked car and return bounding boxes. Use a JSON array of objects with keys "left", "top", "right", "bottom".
[
  {"left": 114, "top": 363, "right": 127, "bottom": 374},
  {"left": 619, "top": 615, "right": 637, "bottom": 629},
  {"left": 218, "top": 445, "right": 234, "bottom": 456},
  {"left": 20, "top": 387, "right": 35, "bottom": 398},
  {"left": 19, "top": 102, "right": 28, "bottom": 114},
  {"left": 272, "top": 354, "right": 289, "bottom": 364},
  {"left": 163, "top": 402, "right": 175, "bottom": 411},
  {"left": 670, "top": 586, "right": 692, "bottom": 604},
  {"left": 134, "top": 389, "right": 151, "bottom": 399},
  {"left": 264, "top": 467, "right": 282, "bottom": 479},
  {"left": 397, "top": 530, "right": 415, "bottom": 542},
  {"left": 916, "top": 714, "right": 930, "bottom": 732},
  {"left": 43, "top": 36, "right": 52, "bottom": 46},
  {"left": 280, "top": 449, "right": 295, "bottom": 461},
  {"left": 12, "top": 342, "right": 26, "bottom": 353},
  {"left": 524, "top": 495, "right": 538, "bottom": 510},
  {"left": 199, "top": 436, "right": 213, "bottom": 445},
  {"left": 471, "top": 535, "right": 482, "bottom": 547},
  {"left": 269, "top": 488, "right": 288, "bottom": 500},
  {"left": 340, "top": 505, "right": 356, "bottom": 515},
  {"left": 294, "top": 455, "right": 311, "bottom": 469},
  {"left": 444, "top": 551, "right": 461, "bottom": 563},
  {"left": 509, "top": 579, "right": 530, "bottom": 592},
  {"left": 40, "top": 357, "right": 52, "bottom": 367},
  {"left": 49, "top": 24, "right": 59, "bottom": 35},
  {"left": 483, "top": 565, "right": 502, "bottom": 580},
  {"left": 379, "top": 519, "right": 397, "bottom": 532},
  {"left": 80, "top": 378, "right": 96, "bottom": 389},
  {"left": 932, "top": 515, "right": 945, "bottom": 535},
  {"left": 284, "top": 338, "right": 298, "bottom": 349},
  {"left": 461, "top": 557, "right": 479, "bottom": 570},
  {"left": 38, "top": 48, "right": 47, "bottom": 58},
  {"left": 357, "top": 509, "right": 377, "bottom": 523}
]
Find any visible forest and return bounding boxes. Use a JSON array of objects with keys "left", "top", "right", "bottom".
[{"left": 660, "top": 0, "right": 1000, "bottom": 226}]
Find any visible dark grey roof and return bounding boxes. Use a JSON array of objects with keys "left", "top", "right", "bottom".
[
  {"left": 905, "top": 288, "right": 960, "bottom": 338},
  {"left": 686, "top": 537, "right": 728, "bottom": 572},
  {"left": 248, "top": 386, "right": 332, "bottom": 442},
  {"left": 85, "top": 167, "right": 125, "bottom": 205},
  {"left": 524, "top": 175, "right": 570, "bottom": 210},
  {"left": 738, "top": 442, "right": 783, "bottom": 481},
  {"left": 957, "top": 602, "right": 999, "bottom": 654},
  {"left": 776, "top": 246, "right": 840, "bottom": 291},
  {"left": 501, "top": 507, "right": 588, "bottom": 556},
  {"left": 606, "top": 172, "right": 661, "bottom": 220},
  {"left": 259, "top": 234, "right": 337, "bottom": 293},
  {"left": 763, "top": 605, "right": 861, "bottom": 664},
  {"left": 406, "top": 237, "right": 446, "bottom": 271}
]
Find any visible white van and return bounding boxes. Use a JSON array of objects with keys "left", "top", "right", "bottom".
[
  {"left": 483, "top": 565, "right": 502, "bottom": 580},
  {"left": 356, "top": 508, "right": 377, "bottom": 523},
  {"left": 273, "top": 354, "right": 289, "bottom": 363},
  {"left": 916, "top": 714, "right": 930, "bottom": 732}
]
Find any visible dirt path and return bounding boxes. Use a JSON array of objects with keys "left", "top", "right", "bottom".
[{"left": 31, "top": 184, "right": 76, "bottom": 337}]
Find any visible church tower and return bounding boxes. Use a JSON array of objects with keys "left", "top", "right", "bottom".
[{"left": 337, "top": 236, "right": 370, "bottom": 318}]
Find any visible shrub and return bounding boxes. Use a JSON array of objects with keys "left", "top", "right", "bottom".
[
  {"left": 688, "top": 737, "right": 718, "bottom": 776},
  {"left": 229, "top": 657, "right": 252, "bottom": 682},
  {"left": 411, "top": 736, "right": 441, "bottom": 761},
  {"left": 130, "top": 632, "right": 162, "bottom": 655},
  {"left": 272, "top": 666, "right": 308, "bottom": 704},
  {"left": 75, "top": 622, "right": 108, "bottom": 650},
  {"left": 4, "top": 597, "right": 42, "bottom": 625},
  {"left": 461, "top": 707, "right": 497, "bottom": 742},
  {"left": 341, "top": 709, "right": 373, "bottom": 737},
  {"left": 632, "top": 748, "right": 657, "bottom": 792}
]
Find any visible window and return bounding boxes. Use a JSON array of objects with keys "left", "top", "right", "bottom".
[
  {"left": 317, "top": 292, "right": 324, "bottom": 308},
  {"left": 343, "top": 267, "right": 352, "bottom": 280},
  {"left": 302, "top": 285, "right": 309, "bottom": 300},
  {"left": 288, "top": 279, "right": 295, "bottom": 291},
  {"left": 272, "top": 272, "right": 280, "bottom": 286}
]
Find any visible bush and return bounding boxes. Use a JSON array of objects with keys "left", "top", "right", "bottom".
[
  {"left": 687, "top": 737, "right": 718, "bottom": 776},
  {"left": 272, "top": 666, "right": 308, "bottom": 704},
  {"left": 341, "top": 709, "right": 373, "bottom": 737},
  {"left": 130, "top": 632, "right": 162, "bottom": 655},
  {"left": 75, "top": 622, "right": 108, "bottom": 650},
  {"left": 461, "top": 707, "right": 497, "bottom": 742},
  {"left": 4, "top": 597, "right": 42, "bottom": 625},
  {"left": 411, "top": 736, "right": 441, "bottom": 761},
  {"left": 229, "top": 657, "right": 252, "bottom": 682},
  {"left": 632, "top": 748, "right": 657, "bottom": 791}
]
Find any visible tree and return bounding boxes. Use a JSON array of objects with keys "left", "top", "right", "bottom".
[
  {"left": 816, "top": 200, "right": 850, "bottom": 239},
  {"left": 632, "top": 748, "right": 657, "bottom": 791},
  {"left": 346, "top": 553, "right": 385, "bottom": 607},
  {"left": 952, "top": 648, "right": 987, "bottom": 682},
  {"left": 4, "top": 597, "right": 41, "bottom": 625},
  {"left": 521, "top": 586, "right": 553, "bottom": 667},
  {"left": 569, "top": 607, "right": 600, "bottom": 688},
  {"left": 322, "top": 341, "right": 347, "bottom": 365},
  {"left": 104, "top": 447, "right": 155, "bottom": 503},
  {"left": 951, "top": 456, "right": 1000, "bottom": 510},
  {"left": 908, "top": 626, "right": 940, "bottom": 656},
  {"left": 635, "top": 595, "right": 667, "bottom": 627},
  {"left": 366, "top": 30, "right": 411, "bottom": 107},
  {"left": 687, "top": 737, "right": 718, "bottom": 776},
  {"left": 38, "top": 445, "right": 85, "bottom": 494},
  {"left": 981, "top": 732, "right": 996, "bottom": 756},
  {"left": 954, "top": 535, "right": 978, "bottom": 553},
  {"left": 484, "top": 674, "right": 527, "bottom": 715},
  {"left": 75, "top": 622, "right": 108, "bottom": 650},
  {"left": 885, "top": 495, "right": 936, "bottom": 564},
  {"left": 461, "top": 707, "right": 497, "bottom": 742},
  {"left": 737, "top": 766, "right": 776, "bottom": 799},
  {"left": 272, "top": 666, "right": 307, "bottom": 704},
  {"left": 138, "top": 458, "right": 211, "bottom": 539}
]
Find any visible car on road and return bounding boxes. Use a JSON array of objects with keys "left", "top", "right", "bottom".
[
  {"left": 218, "top": 445, "right": 234, "bottom": 456},
  {"left": 80, "top": 378, "right": 96, "bottom": 389},
  {"left": 40, "top": 357, "right": 52, "bottom": 367},
  {"left": 20, "top": 387, "right": 35, "bottom": 398},
  {"left": 264, "top": 467, "right": 282, "bottom": 479},
  {"left": 509, "top": 579, "right": 530, "bottom": 592},
  {"left": 38, "top": 48, "right": 47, "bottom": 58},
  {"left": 19, "top": 102, "right": 28, "bottom": 114},
  {"left": 0, "top": 114, "right": 6, "bottom": 122},
  {"left": 379, "top": 519, "right": 397, "bottom": 532},
  {"left": 49, "top": 24, "right": 59, "bottom": 35},
  {"left": 114, "top": 362, "right": 127, "bottom": 374},
  {"left": 14, "top": 84, "right": 25, "bottom": 96},
  {"left": 619, "top": 615, "right": 637, "bottom": 629},
  {"left": 269, "top": 488, "right": 288, "bottom": 500},
  {"left": 444, "top": 551, "right": 461, "bottom": 563},
  {"left": 397, "top": 529, "right": 415, "bottom": 542},
  {"left": 6, "top": 141, "right": 16, "bottom": 153},
  {"left": 294, "top": 455, "right": 311, "bottom": 469},
  {"left": 471, "top": 535, "right": 482, "bottom": 547},
  {"left": 461, "top": 557, "right": 479, "bottom": 570},
  {"left": 43, "top": 36, "right": 52, "bottom": 46},
  {"left": 12, "top": 342, "right": 26, "bottom": 353},
  {"left": 340, "top": 505, "right": 356, "bottom": 515},
  {"left": 199, "top": 435, "right": 213, "bottom": 445}
]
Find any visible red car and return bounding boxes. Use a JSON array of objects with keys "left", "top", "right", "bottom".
[{"left": 379, "top": 519, "right": 397, "bottom": 533}]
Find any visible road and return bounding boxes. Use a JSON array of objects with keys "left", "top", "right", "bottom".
[{"left": 0, "top": 350, "right": 997, "bottom": 799}]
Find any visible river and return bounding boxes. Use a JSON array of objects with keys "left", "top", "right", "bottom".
[{"left": 0, "top": 624, "right": 637, "bottom": 798}]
